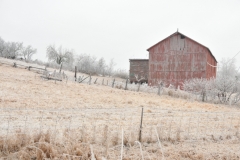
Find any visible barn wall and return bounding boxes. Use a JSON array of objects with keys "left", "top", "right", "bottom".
[
  {"left": 129, "top": 60, "right": 149, "bottom": 83},
  {"left": 148, "top": 33, "right": 211, "bottom": 87},
  {"left": 206, "top": 51, "right": 217, "bottom": 78}
]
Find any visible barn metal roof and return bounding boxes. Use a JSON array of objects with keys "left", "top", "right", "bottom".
[{"left": 147, "top": 31, "right": 217, "bottom": 63}]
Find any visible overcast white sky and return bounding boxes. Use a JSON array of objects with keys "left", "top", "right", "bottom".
[{"left": 0, "top": 0, "right": 240, "bottom": 70}]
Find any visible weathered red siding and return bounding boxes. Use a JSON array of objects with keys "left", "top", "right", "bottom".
[
  {"left": 147, "top": 32, "right": 217, "bottom": 88},
  {"left": 129, "top": 59, "right": 149, "bottom": 83},
  {"left": 206, "top": 50, "right": 217, "bottom": 79}
]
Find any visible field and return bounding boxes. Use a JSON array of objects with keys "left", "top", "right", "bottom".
[{"left": 1, "top": 58, "right": 240, "bottom": 159}]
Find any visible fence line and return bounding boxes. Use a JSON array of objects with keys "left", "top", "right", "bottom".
[
  {"left": 2, "top": 59, "right": 240, "bottom": 107},
  {"left": 1, "top": 107, "right": 240, "bottom": 158},
  {"left": 1, "top": 103, "right": 240, "bottom": 114},
  {"left": 1, "top": 107, "right": 240, "bottom": 141},
  {"left": 1, "top": 60, "right": 240, "bottom": 158},
  {"left": 0, "top": 59, "right": 191, "bottom": 99},
  {"left": 0, "top": 60, "right": 46, "bottom": 73}
]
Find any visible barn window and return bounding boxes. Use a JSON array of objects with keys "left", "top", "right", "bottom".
[{"left": 181, "top": 35, "right": 185, "bottom": 39}]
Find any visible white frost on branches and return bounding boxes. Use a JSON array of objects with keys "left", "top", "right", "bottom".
[{"left": 183, "top": 58, "right": 240, "bottom": 104}]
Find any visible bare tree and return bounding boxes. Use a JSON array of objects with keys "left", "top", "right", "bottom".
[
  {"left": 76, "top": 54, "right": 85, "bottom": 71},
  {"left": 183, "top": 78, "right": 215, "bottom": 102},
  {"left": 106, "top": 58, "right": 116, "bottom": 77},
  {"left": 183, "top": 58, "right": 240, "bottom": 104},
  {"left": 0, "top": 37, "right": 6, "bottom": 57},
  {"left": 215, "top": 58, "right": 240, "bottom": 104},
  {"left": 64, "top": 52, "right": 75, "bottom": 71},
  {"left": 76, "top": 55, "right": 119, "bottom": 76},
  {"left": 21, "top": 45, "right": 37, "bottom": 62},
  {"left": 3, "top": 42, "right": 23, "bottom": 59},
  {"left": 76, "top": 53, "right": 97, "bottom": 74},
  {"left": 0, "top": 38, "right": 38, "bottom": 61},
  {"left": 113, "top": 69, "right": 128, "bottom": 79},
  {"left": 46, "top": 45, "right": 73, "bottom": 72},
  {"left": 97, "top": 57, "right": 106, "bottom": 76}
]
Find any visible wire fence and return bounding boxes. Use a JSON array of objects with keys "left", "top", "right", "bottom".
[
  {"left": 1, "top": 107, "right": 240, "bottom": 142},
  {"left": 1, "top": 107, "right": 240, "bottom": 159}
]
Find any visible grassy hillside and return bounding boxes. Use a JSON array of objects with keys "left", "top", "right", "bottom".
[{"left": 0, "top": 60, "right": 240, "bottom": 159}]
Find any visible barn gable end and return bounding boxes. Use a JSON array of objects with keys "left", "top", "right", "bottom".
[{"left": 147, "top": 31, "right": 217, "bottom": 87}]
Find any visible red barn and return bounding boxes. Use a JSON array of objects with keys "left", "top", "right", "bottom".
[{"left": 147, "top": 31, "right": 217, "bottom": 87}]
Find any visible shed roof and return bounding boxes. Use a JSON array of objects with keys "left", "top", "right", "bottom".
[
  {"left": 147, "top": 31, "right": 217, "bottom": 63},
  {"left": 129, "top": 59, "right": 149, "bottom": 61}
]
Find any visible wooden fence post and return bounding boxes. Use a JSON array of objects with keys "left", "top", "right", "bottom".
[
  {"left": 74, "top": 66, "right": 77, "bottom": 81},
  {"left": 139, "top": 107, "right": 144, "bottom": 142},
  {"left": 158, "top": 84, "right": 160, "bottom": 95},
  {"left": 125, "top": 79, "right": 128, "bottom": 90},
  {"left": 137, "top": 83, "right": 141, "bottom": 92},
  {"left": 112, "top": 79, "right": 115, "bottom": 88},
  {"left": 158, "top": 82, "right": 163, "bottom": 95},
  {"left": 94, "top": 78, "right": 98, "bottom": 84},
  {"left": 89, "top": 74, "right": 92, "bottom": 85}
]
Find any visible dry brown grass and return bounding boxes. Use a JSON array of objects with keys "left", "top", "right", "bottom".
[
  {"left": 1, "top": 58, "right": 239, "bottom": 112},
  {"left": 1, "top": 130, "right": 240, "bottom": 160},
  {"left": 1, "top": 59, "right": 240, "bottom": 159}
]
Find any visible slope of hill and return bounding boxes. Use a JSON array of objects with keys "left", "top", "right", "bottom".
[
  {"left": 1, "top": 59, "right": 240, "bottom": 159},
  {"left": 0, "top": 59, "right": 238, "bottom": 112}
]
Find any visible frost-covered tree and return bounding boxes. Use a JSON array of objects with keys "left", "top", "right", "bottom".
[
  {"left": 97, "top": 57, "right": 106, "bottom": 76},
  {"left": 183, "top": 78, "right": 215, "bottom": 102},
  {"left": 0, "top": 38, "right": 37, "bottom": 61},
  {"left": 21, "top": 45, "right": 37, "bottom": 62},
  {"left": 183, "top": 58, "right": 240, "bottom": 104},
  {"left": 0, "top": 37, "right": 6, "bottom": 57},
  {"left": 76, "top": 54, "right": 97, "bottom": 74},
  {"left": 106, "top": 58, "right": 116, "bottom": 77},
  {"left": 215, "top": 58, "right": 240, "bottom": 104},
  {"left": 3, "top": 42, "right": 23, "bottom": 59},
  {"left": 113, "top": 69, "right": 128, "bottom": 79},
  {"left": 46, "top": 45, "right": 73, "bottom": 72}
]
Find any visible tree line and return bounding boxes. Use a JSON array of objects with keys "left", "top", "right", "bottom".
[
  {"left": 0, "top": 37, "right": 128, "bottom": 78},
  {"left": 0, "top": 37, "right": 37, "bottom": 62},
  {"left": 4, "top": 36, "right": 239, "bottom": 105},
  {"left": 45, "top": 45, "right": 122, "bottom": 77}
]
